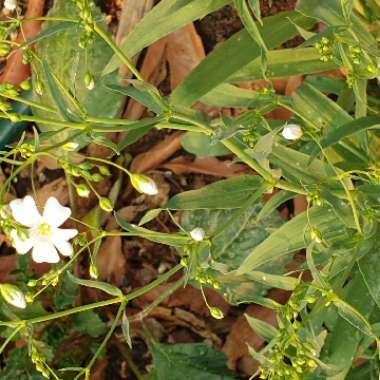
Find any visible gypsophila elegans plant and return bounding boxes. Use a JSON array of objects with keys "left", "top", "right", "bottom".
[{"left": 0, "top": 0, "right": 378, "bottom": 378}]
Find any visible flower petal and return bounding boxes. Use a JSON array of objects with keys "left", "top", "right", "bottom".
[
  {"left": 9, "top": 196, "right": 42, "bottom": 227},
  {"left": 54, "top": 240, "right": 74, "bottom": 257},
  {"left": 10, "top": 229, "right": 33, "bottom": 254},
  {"left": 43, "top": 197, "right": 71, "bottom": 227},
  {"left": 53, "top": 228, "right": 78, "bottom": 241},
  {"left": 32, "top": 242, "right": 60, "bottom": 263}
]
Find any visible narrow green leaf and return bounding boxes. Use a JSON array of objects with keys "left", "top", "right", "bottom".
[
  {"left": 166, "top": 175, "right": 266, "bottom": 210},
  {"left": 66, "top": 272, "right": 123, "bottom": 297},
  {"left": 103, "top": 0, "right": 231, "bottom": 75},
  {"left": 138, "top": 208, "right": 163, "bottom": 226},
  {"left": 245, "top": 314, "right": 278, "bottom": 341},
  {"left": 171, "top": 11, "right": 315, "bottom": 107},
  {"left": 236, "top": 206, "right": 340, "bottom": 274}
]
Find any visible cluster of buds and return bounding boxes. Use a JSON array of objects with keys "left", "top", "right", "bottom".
[
  {"left": 28, "top": 268, "right": 61, "bottom": 290},
  {"left": 258, "top": 285, "right": 318, "bottom": 379},
  {"left": 31, "top": 343, "right": 51, "bottom": 379},
  {"left": 17, "top": 143, "right": 35, "bottom": 159},
  {"left": 306, "top": 191, "right": 323, "bottom": 207},
  {"left": 60, "top": 160, "right": 110, "bottom": 182},
  {"left": 315, "top": 37, "right": 333, "bottom": 62},
  {"left": 73, "top": 0, "right": 95, "bottom": 48}
]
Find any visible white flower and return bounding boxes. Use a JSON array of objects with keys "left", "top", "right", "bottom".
[
  {"left": 4, "top": 0, "right": 17, "bottom": 11},
  {"left": 130, "top": 174, "right": 158, "bottom": 195},
  {"left": 0, "top": 284, "right": 26, "bottom": 309},
  {"left": 9, "top": 196, "right": 78, "bottom": 263},
  {"left": 190, "top": 227, "right": 205, "bottom": 242},
  {"left": 282, "top": 124, "right": 303, "bottom": 140}
]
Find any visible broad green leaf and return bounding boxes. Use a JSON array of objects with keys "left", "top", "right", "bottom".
[
  {"left": 147, "top": 342, "right": 236, "bottom": 380},
  {"left": 66, "top": 272, "right": 123, "bottom": 297},
  {"left": 166, "top": 175, "right": 267, "bottom": 210},
  {"left": 171, "top": 11, "right": 315, "bottom": 107},
  {"left": 73, "top": 310, "right": 107, "bottom": 338},
  {"left": 358, "top": 237, "right": 380, "bottom": 309},
  {"left": 181, "top": 203, "right": 287, "bottom": 303},
  {"left": 316, "top": 270, "right": 376, "bottom": 380},
  {"left": 104, "top": 0, "right": 231, "bottom": 75},
  {"left": 228, "top": 48, "right": 338, "bottom": 82},
  {"left": 21, "top": 21, "right": 76, "bottom": 48},
  {"left": 245, "top": 314, "right": 277, "bottom": 341},
  {"left": 291, "top": 83, "right": 352, "bottom": 133},
  {"left": 181, "top": 132, "right": 230, "bottom": 157},
  {"left": 236, "top": 206, "right": 342, "bottom": 274},
  {"left": 33, "top": 0, "right": 124, "bottom": 143}
]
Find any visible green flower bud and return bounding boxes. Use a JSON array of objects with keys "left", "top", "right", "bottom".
[
  {"left": 99, "top": 197, "right": 113, "bottom": 212},
  {"left": 62, "top": 141, "right": 79, "bottom": 151},
  {"left": 130, "top": 173, "right": 158, "bottom": 195},
  {"left": 209, "top": 306, "right": 224, "bottom": 320},
  {"left": 20, "top": 79, "right": 31, "bottom": 91},
  {"left": 89, "top": 263, "right": 98, "bottom": 279},
  {"left": 84, "top": 71, "right": 95, "bottom": 91},
  {"left": 75, "top": 183, "right": 90, "bottom": 198},
  {"left": 0, "top": 283, "right": 26, "bottom": 308}
]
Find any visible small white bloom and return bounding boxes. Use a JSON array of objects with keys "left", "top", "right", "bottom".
[
  {"left": 4, "top": 0, "right": 17, "bottom": 11},
  {"left": 0, "top": 284, "right": 26, "bottom": 309},
  {"left": 9, "top": 196, "right": 78, "bottom": 263},
  {"left": 190, "top": 227, "right": 205, "bottom": 242},
  {"left": 282, "top": 124, "right": 303, "bottom": 140},
  {"left": 130, "top": 174, "right": 158, "bottom": 195}
]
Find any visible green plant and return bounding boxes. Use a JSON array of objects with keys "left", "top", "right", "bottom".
[{"left": 0, "top": 0, "right": 379, "bottom": 379}]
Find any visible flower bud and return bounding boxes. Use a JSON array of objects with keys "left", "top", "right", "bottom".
[
  {"left": 99, "top": 197, "right": 113, "bottom": 212},
  {"left": 4, "top": 0, "right": 17, "bottom": 11},
  {"left": 282, "top": 124, "right": 303, "bottom": 140},
  {"left": 310, "top": 229, "right": 322, "bottom": 243},
  {"left": 20, "top": 80, "right": 31, "bottom": 91},
  {"left": 190, "top": 227, "right": 205, "bottom": 242},
  {"left": 75, "top": 183, "right": 90, "bottom": 198},
  {"left": 209, "top": 306, "right": 224, "bottom": 320},
  {"left": 89, "top": 263, "right": 98, "bottom": 279},
  {"left": 0, "top": 43, "right": 10, "bottom": 57},
  {"left": 0, "top": 283, "right": 26, "bottom": 309},
  {"left": 130, "top": 174, "right": 158, "bottom": 195},
  {"left": 84, "top": 72, "right": 95, "bottom": 91},
  {"left": 62, "top": 141, "right": 79, "bottom": 151}
]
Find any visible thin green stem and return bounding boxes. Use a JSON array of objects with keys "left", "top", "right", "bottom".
[
  {"left": 77, "top": 302, "right": 126, "bottom": 379},
  {"left": 0, "top": 264, "right": 182, "bottom": 327},
  {"left": 93, "top": 23, "right": 143, "bottom": 81},
  {"left": 0, "top": 324, "right": 23, "bottom": 355}
]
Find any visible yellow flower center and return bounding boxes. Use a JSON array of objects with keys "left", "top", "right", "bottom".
[{"left": 38, "top": 222, "right": 51, "bottom": 236}]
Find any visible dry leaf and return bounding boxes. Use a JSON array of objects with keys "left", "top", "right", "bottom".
[
  {"left": 130, "top": 132, "right": 183, "bottom": 173},
  {"left": 33, "top": 178, "right": 68, "bottom": 207},
  {"left": 0, "top": 0, "right": 45, "bottom": 84},
  {"left": 165, "top": 24, "right": 205, "bottom": 89},
  {"left": 162, "top": 156, "right": 249, "bottom": 177},
  {"left": 223, "top": 289, "right": 288, "bottom": 374},
  {"left": 96, "top": 236, "right": 126, "bottom": 286},
  {"left": 90, "top": 359, "right": 108, "bottom": 380}
]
